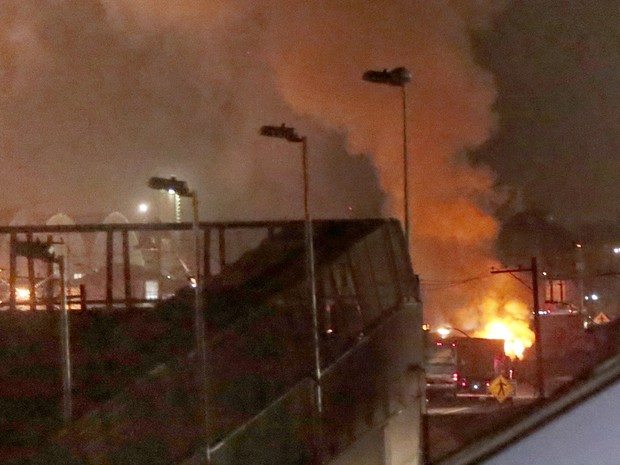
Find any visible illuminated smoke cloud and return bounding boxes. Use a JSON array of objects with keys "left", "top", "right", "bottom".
[
  {"left": 0, "top": 1, "right": 526, "bottom": 323},
  {"left": 258, "top": 0, "right": 518, "bottom": 321}
]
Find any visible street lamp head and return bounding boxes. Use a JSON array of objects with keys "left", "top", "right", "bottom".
[
  {"left": 362, "top": 67, "right": 411, "bottom": 87},
  {"left": 148, "top": 176, "right": 191, "bottom": 197},
  {"left": 260, "top": 124, "right": 304, "bottom": 143},
  {"left": 388, "top": 67, "right": 412, "bottom": 85},
  {"left": 362, "top": 69, "right": 390, "bottom": 84}
]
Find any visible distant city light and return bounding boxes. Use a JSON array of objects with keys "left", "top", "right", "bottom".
[
  {"left": 138, "top": 203, "right": 149, "bottom": 213},
  {"left": 15, "top": 287, "right": 30, "bottom": 301},
  {"left": 591, "top": 294, "right": 599, "bottom": 301},
  {"left": 613, "top": 247, "right": 620, "bottom": 254}
]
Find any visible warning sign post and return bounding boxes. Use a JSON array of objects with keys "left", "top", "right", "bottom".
[{"left": 489, "top": 375, "right": 514, "bottom": 403}]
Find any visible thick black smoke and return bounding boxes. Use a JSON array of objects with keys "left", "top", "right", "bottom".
[{"left": 473, "top": 0, "right": 620, "bottom": 227}]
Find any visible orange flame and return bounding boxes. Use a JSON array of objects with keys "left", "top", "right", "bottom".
[{"left": 472, "top": 299, "right": 535, "bottom": 359}]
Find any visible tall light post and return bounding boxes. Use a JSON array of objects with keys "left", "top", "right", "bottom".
[
  {"left": 58, "top": 254, "right": 71, "bottom": 423},
  {"left": 148, "top": 176, "right": 209, "bottom": 458},
  {"left": 259, "top": 124, "right": 323, "bottom": 443},
  {"left": 362, "top": 67, "right": 412, "bottom": 249},
  {"left": 362, "top": 69, "right": 424, "bottom": 464}
]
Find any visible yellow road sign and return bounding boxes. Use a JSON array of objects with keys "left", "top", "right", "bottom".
[
  {"left": 489, "top": 375, "right": 513, "bottom": 403},
  {"left": 593, "top": 312, "right": 611, "bottom": 325}
]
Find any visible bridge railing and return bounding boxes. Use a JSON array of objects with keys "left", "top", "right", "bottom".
[{"left": 0, "top": 221, "right": 301, "bottom": 311}]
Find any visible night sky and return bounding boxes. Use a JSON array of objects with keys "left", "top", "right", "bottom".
[
  {"left": 473, "top": 0, "right": 620, "bottom": 227},
  {"left": 0, "top": 1, "right": 614, "bottom": 319}
]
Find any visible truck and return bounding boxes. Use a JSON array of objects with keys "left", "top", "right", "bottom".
[
  {"left": 452, "top": 337, "right": 510, "bottom": 398},
  {"left": 424, "top": 334, "right": 458, "bottom": 398}
]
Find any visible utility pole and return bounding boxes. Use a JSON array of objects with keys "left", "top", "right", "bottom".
[
  {"left": 491, "top": 257, "right": 545, "bottom": 398},
  {"left": 574, "top": 241, "right": 585, "bottom": 318},
  {"left": 13, "top": 238, "right": 72, "bottom": 421}
]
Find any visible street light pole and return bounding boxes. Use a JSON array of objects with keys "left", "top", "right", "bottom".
[
  {"left": 259, "top": 124, "right": 323, "bottom": 452},
  {"left": 148, "top": 176, "right": 209, "bottom": 459},
  {"left": 58, "top": 255, "right": 72, "bottom": 423},
  {"left": 362, "top": 67, "right": 412, "bottom": 249},
  {"left": 301, "top": 135, "right": 322, "bottom": 416},
  {"left": 190, "top": 190, "right": 210, "bottom": 460},
  {"left": 401, "top": 84, "right": 410, "bottom": 250}
]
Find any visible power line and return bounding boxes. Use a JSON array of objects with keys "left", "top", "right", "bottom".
[{"left": 420, "top": 273, "right": 494, "bottom": 290}]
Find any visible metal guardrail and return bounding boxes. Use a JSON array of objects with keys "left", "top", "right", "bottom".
[
  {"left": 0, "top": 219, "right": 417, "bottom": 312},
  {"left": 177, "top": 300, "right": 423, "bottom": 465},
  {"left": 0, "top": 220, "right": 291, "bottom": 311}
]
